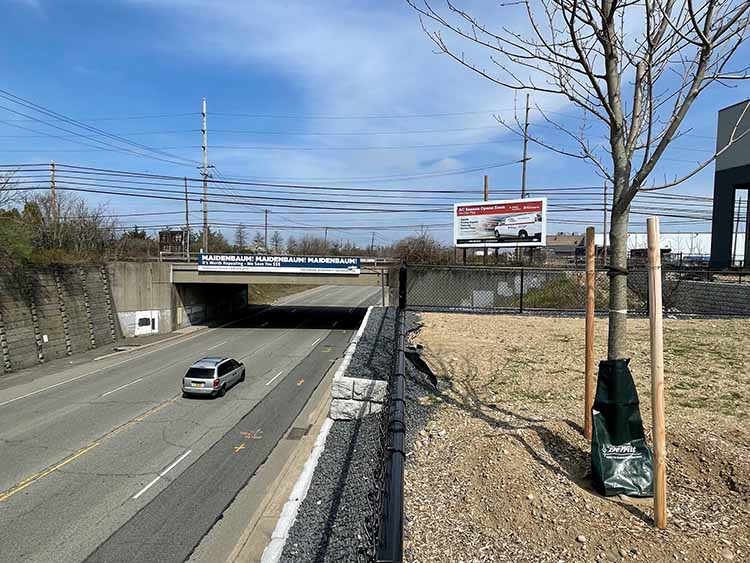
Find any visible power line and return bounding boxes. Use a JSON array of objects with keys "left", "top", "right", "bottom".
[
  {"left": 0, "top": 129, "right": 198, "bottom": 139},
  {"left": 1, "top": 112, "right": 198, "bottom": 122},
  {"left": 211, "top": 108, "right": 518, "bottom": 120},
  {"left": 0, "top": 89, "right": 200, "bottom": 167},
  {"left": 207, "top": 125, "right": 503, "bottom": 137}
]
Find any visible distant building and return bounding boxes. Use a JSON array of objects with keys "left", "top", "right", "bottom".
[
  {"left": 710, "top": 100, "right": 750, "bottom": 268},
  {"left": 545, "top": 233, "right": 585, "bottom": 258},
  {"left": 159, "top": 229, "right": 184, "bottom": 254},
  {"left": 629, "top": 247, "right": 672, "bottom": 268}
]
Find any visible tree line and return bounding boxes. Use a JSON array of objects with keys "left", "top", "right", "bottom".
[{"left": 0, "top": 174, "right": 452, "bottom": 267}]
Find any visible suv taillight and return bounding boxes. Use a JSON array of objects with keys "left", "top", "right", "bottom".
[{"left": 213, "top": 378, "right": 220, "bottom": 388}]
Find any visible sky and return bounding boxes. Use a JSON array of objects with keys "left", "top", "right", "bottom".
[{"left": 1, "top": 0, "right": 749, "bottom": 251}]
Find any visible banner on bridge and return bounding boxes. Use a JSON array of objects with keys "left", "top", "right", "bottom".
[
  {"left": 454, "top": 198, "right": 547, "bottom": 248},
  {"left": 197, "top": 254, "right": 361, "bottom": 275}
]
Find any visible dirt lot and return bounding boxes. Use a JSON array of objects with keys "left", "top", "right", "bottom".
[{"left": 404, "top": 314, "right": 750, "bottom": 563}]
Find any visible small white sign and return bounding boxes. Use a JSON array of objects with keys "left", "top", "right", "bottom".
[{"left": 42, "top": 334, "right": 49, "bottom": 343}]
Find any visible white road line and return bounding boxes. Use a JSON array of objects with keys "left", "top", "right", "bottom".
[
  {"left": 265, "top": 371, "right": 284, "bottom": 386},
  {"left": 206, "top": 340, "right": 228, "bottom": 351},
  {"left": 101, "top": 378, "right": 143, "bottom": 397},
  {"left": 0, "top": 285, "right": 363, "bottom": 409},
  {"left": 133, "top": 450, "right": 192, "bottom": 500},
  {"left": 311, "top": 337, "right": 321, "bottom": 347},
  {"left": 0, "top": 351, "right": 158, "bottom": 408}
]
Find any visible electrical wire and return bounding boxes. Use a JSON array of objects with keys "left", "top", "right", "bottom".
[{"left": 0, "top": 89, "right": 200, "bottom": 167}]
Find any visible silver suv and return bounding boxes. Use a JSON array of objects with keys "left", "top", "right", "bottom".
[{"left": 182, "top": 357, "right": 245, "bottom": 398}]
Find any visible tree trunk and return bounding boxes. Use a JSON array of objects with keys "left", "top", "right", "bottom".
[{"left": 607, "top": 205, "right": 630, "bottom": 360}]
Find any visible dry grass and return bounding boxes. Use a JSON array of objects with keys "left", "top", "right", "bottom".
[
  {"left": 247, "top": 284, "right": 319, "bottom": 305},
  {"left": 404, "top": 314, "right": 750, "bottom": 563}
]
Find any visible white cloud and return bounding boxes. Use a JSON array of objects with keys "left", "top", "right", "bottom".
[
  {"left": 127, "top": 0, "right": 567, "bottom": 184},
  {"left": 11, "top": 0, "right": 42, "bottom": 10}
]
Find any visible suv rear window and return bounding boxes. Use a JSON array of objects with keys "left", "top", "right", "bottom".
[{"left": 185, "top": 367, "right": 215, "bottom": 379}]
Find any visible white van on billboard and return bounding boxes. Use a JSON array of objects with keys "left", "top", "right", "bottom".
[{"left": 454, "top": 198, "right": 547, "bottom": 248}]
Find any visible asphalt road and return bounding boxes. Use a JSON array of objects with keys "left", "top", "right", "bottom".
[{"left": 0, "top": 284, "right": 379, "bottom": 563}]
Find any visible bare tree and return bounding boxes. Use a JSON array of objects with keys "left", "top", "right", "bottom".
[
  {"left": 234, "top": 224, "right": 247, "bottom": 252},
  {"left": 0, "top": 171, "right": 20, "bottom": 209},
  {"left": 22, "top": 192, "right": 118, "bottom": 262},
  {"left": 408, "top": 0, "right": 750, "bottom": 359},
  {"left": 391, "top": 229, "right": 452, "bottom": 264},
  {"left": 252, "top": 230, "right": 265, "bottom": 252},
  {"left": 270, "top": 230, "right": 284, "bottom": 253}
]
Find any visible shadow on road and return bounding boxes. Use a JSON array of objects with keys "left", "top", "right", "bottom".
[{"left": 227, "top": 305, "right": 370, "bottom": 331}]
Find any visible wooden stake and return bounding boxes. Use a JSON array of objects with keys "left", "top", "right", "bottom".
[
  {"left": 647, "top": 216, "right": 667, "bottom": 529},
  {"left": 584, "top": 227, "right": 596, "bottom": 441}
]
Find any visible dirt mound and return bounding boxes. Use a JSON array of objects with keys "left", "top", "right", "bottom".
[{"left": 404, "top": 313, "right": 750, "bottom": 563}]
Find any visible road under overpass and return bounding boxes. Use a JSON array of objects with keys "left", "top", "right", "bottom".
[{"left": 0, "top": 285, "right": 380, "bottom": 563}]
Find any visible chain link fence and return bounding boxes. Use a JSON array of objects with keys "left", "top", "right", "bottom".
[
  {"left": 358, "top": 337, "right": 393, "bottom": 562},
  {"left": 406, "top": 264, "right": 750, "bottom": 317}
]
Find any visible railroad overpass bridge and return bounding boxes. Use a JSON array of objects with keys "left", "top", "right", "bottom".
[
  {"left": 170, "top": 261, "right": 390, "bottom": 287},
  {"left": 107, "top": 256, "right": 397, "bottom": 338}
]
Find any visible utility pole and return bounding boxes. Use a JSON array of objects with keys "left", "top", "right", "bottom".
[
  {"left": 324, "top": 227, "right": 328, "bottom": 245},
  {"left": 264, "top": 209, "right": 269, "bottom": 251},
  {"left": 370, "top": 232, "right": 375, "bottom": 255},
  {"left": 744, "top": 195, "right": 750, "bottom": 270},
  {"left": 201, "top": 97, "right": 209, "bottom": 252},
  {"left": 603, "top": 182, "right": 608, "bottom": 265},
  {"left": 50, "top": 160, "right": 57, "bottom": 218},
  {"left": 184, "top": 177, "right": 190, "bottom": 260},
  {"left": 521, "top": 93, "right": 530, "bottom": 198}
]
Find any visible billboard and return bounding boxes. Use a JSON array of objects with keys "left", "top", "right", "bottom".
[
  {"left": 197, "top": 254, "right": 361, "bottom": 275},
  {"left": 454, "top": 198, "right": 547, "bottom": 248}
]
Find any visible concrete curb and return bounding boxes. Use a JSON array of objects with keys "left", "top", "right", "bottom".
[{"left": 260, "top": 305, "right": 374, "bottom": 563}]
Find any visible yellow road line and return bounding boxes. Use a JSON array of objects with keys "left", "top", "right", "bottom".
[
  {"left": 0, "top": 442, "right": 100, "bottom": 502},
  {"left": 0, "top": 394, "right": 178, "bottom": 503}
]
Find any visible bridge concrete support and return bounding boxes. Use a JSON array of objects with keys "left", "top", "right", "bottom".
[{"left": 107, "top": 262, "right": 247, "bottom": 337}]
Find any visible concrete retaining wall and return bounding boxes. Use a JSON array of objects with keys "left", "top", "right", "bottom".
[
  {"left": 628, "top": 273, "right": 750, "bottom": 316},
  {"left": 0, "top": 261, "right": 250, "bottom": 374},
  {"left": 0, "top": 266, "right": 120, "bottom": 373}
]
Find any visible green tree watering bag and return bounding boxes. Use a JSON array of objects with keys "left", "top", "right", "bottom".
[{"left": 591, "top": 359, "right": 654, "bottom": 497}]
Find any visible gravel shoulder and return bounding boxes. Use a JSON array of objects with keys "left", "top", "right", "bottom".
[
  {"left": 280, "top": 307, "right": 397, "bottom": 562},
  {"left": 404, "top": 314, "right": 750, "bottom": 563}
]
